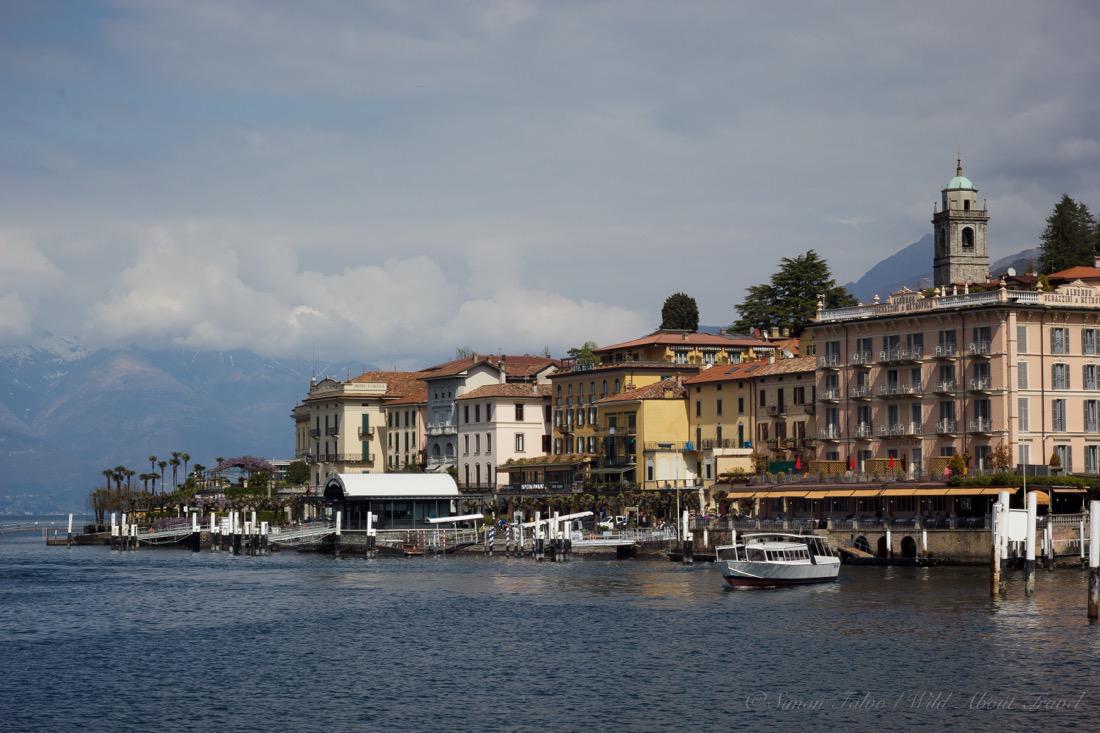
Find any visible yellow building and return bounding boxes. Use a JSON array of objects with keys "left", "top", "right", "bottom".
[{"left": 683, "top": 362, "right": 757, "bottom": 483}]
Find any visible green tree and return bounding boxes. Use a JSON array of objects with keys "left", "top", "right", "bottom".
[
  {"left": 567, "top": 340, "right": 600, "bottom": 367},
  {"left": 158, "top": 460, "right": 168, "bottom": 492},
  {"left": 286, "top": 460, "right": 310, "bottom": 485},
  {"left": 169, "top": 453, "right": 181, "bottom": 489},
  {"left": 180, "top": 452, "right": 191, "bottom": 481},
  {"left": 731, "top": 250, "right": 856, "bottom": 336},
  {"left": 660, "top": 292, "right": 700, "bottom": 331},
  {"left": 1038, "top": 195, "right": 1096, "bottom": 274}
]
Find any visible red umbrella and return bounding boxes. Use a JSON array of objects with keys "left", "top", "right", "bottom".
[
  {"left": 795, "top": 456, "right": 802, "bottom": 471},
  {"left": 848, "top": 455, "right": 856, "bottom": 470},
  {"left": 888, "top": 456, "right": 896, "bottom": 470}
]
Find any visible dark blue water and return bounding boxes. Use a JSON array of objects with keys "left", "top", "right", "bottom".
[{"left": 2, "top": 533, "right": 1099, "bottom": 732}]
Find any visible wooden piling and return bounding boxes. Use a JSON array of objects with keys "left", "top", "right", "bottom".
[
  {"left": 1025, "top": 491, "right": 1037, "bottom": 596},
  {"left": 1089, "top": 500, "right": 1099, "bottom": 621},
  {"left": 990, "top": 499, "right": 1001, "bottom": 597}
]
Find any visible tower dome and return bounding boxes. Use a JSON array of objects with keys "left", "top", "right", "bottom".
[{"left": 944, "top": 157, "right": 976, "bottom": 191}]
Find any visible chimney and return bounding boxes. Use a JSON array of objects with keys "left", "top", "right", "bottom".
[
  {"left": 770, "top": 326, "right": 779, "bottom": 339},
  {"left": 782, "top": 327, "right": 790, "bottom": 338}
]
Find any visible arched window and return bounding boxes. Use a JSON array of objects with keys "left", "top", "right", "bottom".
[
  {"left": 614, "top": 379, "right": 621, "bottom": 393},
  {"left": 601, "top": 380, "right": 608, "bottom": 396},
  {"left": 962, "top": 227, "right": 974, "bottom": 249},
  {"left": 432, "top": 444, "right": 441, "bottom": 457},
  {"left": 475, "top": 463, "right": 481, "bottom": 486},
  {"left": 445, "top": 442, "right": 454, "bottom": 457}
]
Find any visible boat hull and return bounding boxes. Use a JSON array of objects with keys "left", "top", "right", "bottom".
[{"left": 719, "top": 559, "right": 840, "bottom": 589}]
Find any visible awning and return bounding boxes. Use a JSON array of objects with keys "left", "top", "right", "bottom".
[
  {"left": 588, "top": 466, "right": 636, "bottom": 475},
  {"left": 1045, "top": 486, "right": 1088, "bottom": 493},
  {"left": 724, "top": 491, "right": 756, "bottom": 499},
  {"left": 881, "top": 488, "right": 917, "bottom": 496},
  {"left": 849, "top": 489, "right": 882, "bottom": 497},
  {"left": 1032, "top": 490, "right": 1050, "bottom": 505},
  {"left": 755, "top": 491, "right": 807, "bottom": 499}
]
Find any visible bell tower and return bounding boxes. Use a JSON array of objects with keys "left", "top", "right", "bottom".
[{"left": 932, "top": 157, "right": 990, "bottom": 287}]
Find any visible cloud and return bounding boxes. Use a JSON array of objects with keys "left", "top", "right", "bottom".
[
  {"left": 79, "top": 223, "right": 646, "bottom": 361},
  {"left": 0, "top": 294, "right": 32, "bottom": 343}
]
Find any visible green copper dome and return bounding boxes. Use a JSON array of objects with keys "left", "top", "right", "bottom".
[
  {"left": 945, "top": 174, "right": 975, "bottom": 190},
  {"left": 944, "top": 157, "right": 976, "bottom": 190}
]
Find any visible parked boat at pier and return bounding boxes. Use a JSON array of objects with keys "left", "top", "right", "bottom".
[{"left": 714, "top": 533, "right": 840, "bottom": 588}]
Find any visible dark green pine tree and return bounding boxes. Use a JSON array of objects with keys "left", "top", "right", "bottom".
[
  {"left": 731, "top": 250, "right": 857, "bottom": 336},
  {"left": 1038, "top": 194, "right": 1097, "bottom": 274},
  {"left": 660, "top": 292, "right": 700, "bottom": 331}
]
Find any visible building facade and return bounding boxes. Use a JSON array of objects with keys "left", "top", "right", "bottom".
[
  {"left": 423, "top": 355, "right": 557, "bottom": 473},
  {"left": 383, "top": 389, "right": 428, "bottom": 472},
  {"left": 455, "top": 383, "right": 551, "bottom": 489}
]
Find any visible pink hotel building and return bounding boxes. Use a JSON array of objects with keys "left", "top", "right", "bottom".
[{"left": 807, "top": 164, "right": 1100, "bottom": 477}]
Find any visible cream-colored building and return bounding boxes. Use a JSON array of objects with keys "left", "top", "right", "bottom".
[
  {"left": 383, "top": 387, "right": 428, "bottom": 472},
  {"left": 808, "top": 164, "right": 1100, "bottom": 477},
  {"left": 456, "top": 383, "right": 551, "bottom": 489},
  {"left": 296, "top": 371, "right": 428, "bottom": 488}
]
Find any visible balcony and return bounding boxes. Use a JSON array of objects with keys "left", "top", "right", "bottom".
[
  {"left": 818, "top": 354, "right": 841, "bottom": 369},
  {"left": 309, "top": 428, "right": 320, "bottom": 438},
  {"left": 766, "top": 404, "right": 787, "bottom": 417},
  {"left": 936, "top": 419, "right": 958, "bottom": 435},
  {"left": 849, "top": 351, "right": 874, "bottom": 367},
  {"left": 850, "top": 385, "right": 872, "bottom": 400},
  {"left": 358, "top": 426, "right": 375, "bottom": 440},
  {"left": 854, "top": 423, "right": 873, "bottom": 439},
  {"left": 644, "top": 441, "right": 695, "bottom": 453},
  {"left": 877, "top": 383, "right": 920, "bottom": 399},
  {"left": 933, "top": 380, "right": 956, "bottom": 394},
  {"left": 968, "top": 377, "right": 993, "bottom": 393},
  {"left": 968, "top": 418, "right": 993, "bottom": 434},
  {"left": 968, "top": 341, "right": 992, "bottom": 358},
  {"left": 803, "top": 402, "right": 816, "bottom": 414},
  {"left": 305, "top": 452, "right": 376, "bottom": 464},
  {"left": 878, "top": 347, "right": 923, "bottom": 364},
  {"left": 933, "top": 344, "right": 958, "bottom": 360},
  {"left": 818, "top": 387, "right": 841, "bottom": 402},
  {"left": 801, "top": 437, "right": 817, "bottom": 447},
  {"left": 700, "top": 438, "right": 735, "bottom": 450},
  {"left": 821, "top": 426, "right": 842, "bottom": 441},
  {"left": 903, "top": 421, "right": 922, "bottom": 436},
  {"left": 325, "top": 426, "right": 339, "bottom": 436},
  {"left": 427, "top": 423, "right": 456, "bottom": 436}
]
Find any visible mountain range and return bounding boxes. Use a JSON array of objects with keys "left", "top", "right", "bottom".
[
  {"left": 0, "top": 336, "right": 365, "bottom": 513},
  {"left": 844, "top": 234, "right": 1040, "bottom": 302}
]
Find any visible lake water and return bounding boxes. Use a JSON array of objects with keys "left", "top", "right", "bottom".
[{"left": 2, "top": 531, "right": 1099, "bottom": 732}]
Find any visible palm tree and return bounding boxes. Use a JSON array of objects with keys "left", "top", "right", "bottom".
[
  {"left": 102, "top": 469, "right": 114, "bottom": 494},
  {"left": 158, "top": 460, "right": 168, "bottom": 492},
  {"left": 170, "top": 455, "right": 181, "bottom": 489},
  {"left": 148, "top": 455, "right": 157, "bottom": 475},
  {"left": 180, "top": 452, "right": 191, "bottom": 481}
]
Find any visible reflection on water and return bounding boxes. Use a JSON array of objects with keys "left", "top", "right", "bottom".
[{"left": 2, "top": 533, "right": 1099, "bottom": 732}]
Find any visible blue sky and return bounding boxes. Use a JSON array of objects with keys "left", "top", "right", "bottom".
[{"left": 1, "top": 1, "right": 1099, "bottom": 364}]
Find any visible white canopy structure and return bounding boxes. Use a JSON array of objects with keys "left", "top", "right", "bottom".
[{"left": 324, "top": 473, "right": 460, "bottom": 501}]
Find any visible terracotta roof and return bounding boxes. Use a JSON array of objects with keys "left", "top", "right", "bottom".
[
  {"left": 553, "top": 361, "right": 702, "bottom": 377},
  {"left": 682, "top": 361, "right": 761, "bottom": 385},
  {"left": 594, "top": 329, "right": 772, "bottom": 353},
  {"left": 595, "top": 377, "right": 687, "bottom": 404},
  {"left": 749, "top": 355, "right": 817, "bottom": 378},
  {"left": 1049, "top": 266, "right": 1100, "bottom": 281},
  {"left": 456, "top": 383, "right": 552, "bottom": 400},
  {"left": 385, "top": 379, "right": 429, "bottom": 406},
  {"left": 422, "top": 354, "right": 560, "bottom": 379},
  {"left": 346, "top": 370, "right": 430, "bottom": 401},
  {"left": 683, "top": 355, "right": 815, "bottom": 385}
]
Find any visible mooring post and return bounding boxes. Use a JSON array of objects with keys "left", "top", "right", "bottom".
[
  {"left": 1025, "top": 491, "right": 1037, "bottom": 596},
  {"left": 885, "top": 524, "right": 893, "bottom": 559},
  {"left": 191, "top": 512, "right": 200, "bottom": 552},
  {"left": 1089, "top": 500, "right": 1099, "bottom": 621},
  {"left": 261, "top": 522, "right": 269, "bottom": 554},
  {"left": 1045, "top": 523, "right": 1055, "bottom": 571},
  {"left": 487, "top": 523, "right": 495, "bottom": 557},
  {"left": 551, "top": 511, "right": 560, "bottom": 561},
  {"left": 991, "top": 500, "right": 1002, "bottom": 597},
  {"left": 334, "top": 510, "right": 342, "bottom": 559},
  {"left": 366, "top": 510, "right": 375, "bottom": 556},
  {"left": 233, "top": 512, "right": 241, "bottom": 556},
  {"left": 130, "top": 524, "right": 138, "bottom": 551},
  {"left": 997, "top": 491, "right": 1010, "bottom": 596},
  {"left": 209, "top": 513, "right": 217, "bottom": 552},
  {"left": 1081, "top": 518, "right": 1087, "bottom": 568},
  {"left": 66, "top": 513, "right": 73, "bottom": 548},
  {"left": 682, "top": 510, "right": 693, "bottom": 564},
  {"left": 534, "top": 511, "right": 543, "bottom": 561}
]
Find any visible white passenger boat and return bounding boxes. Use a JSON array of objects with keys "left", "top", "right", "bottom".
[{"left": 714, "top": 533, "right": 840, "bottom": 589}]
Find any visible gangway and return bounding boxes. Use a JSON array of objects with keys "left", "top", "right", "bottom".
[{"left": 267, "top": 523, "right": 335, "bottom": 546}]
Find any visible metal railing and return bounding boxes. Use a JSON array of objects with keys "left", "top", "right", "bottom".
[
  {"left": 819, "top": 387, "right": 840, "bottom": 401},
  {"left": 358, "top": 426, "right": 375, "bottom": 439},
  {"left": 850, "top": 385, "right": 872, "bottom": 399},
  {"left": 968, "top": 418, "right": 993, "bottom": 433},
  {"left": 969, "top": 377, "right": 992, "bottom": 391},
  {"left": 936, "top": 419, "right": 958, "bottom": 433},
  {"left": 968, "top": 341, "right": 991, "bottom": 356}
]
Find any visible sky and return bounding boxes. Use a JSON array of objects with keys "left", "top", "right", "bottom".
[{"left": 1, "top": 0, "right": 1099, "bottom": 366}]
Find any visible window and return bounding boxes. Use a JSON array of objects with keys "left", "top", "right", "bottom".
[
  {"left": 614, "top": 379, "right": 621, "bottom": 393},
  {"left": 962, "top": 227, "right": 974, "bottom": 248},
  {"left": 1055, "top": 444, "right": 1072, "bottom": 472},
  {"left": 1018, "top": 362, "right": 1028, "bottom": 390},
  {"left": 463, "top": 434, "right": 470, "bottom": 455},
  {"left": 1019, "top": 398, "right": 1030, "bottom": 432},
  {"left": 717, "top": 399, "right": 723, "bottom": 416},
  {"left": 1053, "top": 399, "right": 1067, "bottom": 432},
  {"left": 759, "top": 390, "right": 766, "bottom": 407},
  {"left": 464, "top": 405, "right": 470, "bottom": 423},
  {"left": 975, "top": 445, "right": 990, "bottom": 471},
  {"left": 1087, "top": 401, "right": 1100, "bottom": 433},
  {"left": 695, "top": 400, "right": 701, "bottom": 417},
  {"left": 475, "top": 405, "right": 481, "bottom": 422},
  {"left": 515, "top": 433, "right": 525, "bottom": 452},
  {"left": 1087, "top": 446, "right": 1099, "bottom": 475},
  {"left": 1019, "top": 444, "right": 1030, "bottom": 467},
  {"left": 486, "top": 433, "right": 492, "bottom": 454},
  {"left": 1086, "top": 329, "right": 1099, "bottom": 355},
  {"left": 485, "top": 403, "right": 491, "bottom": 421},
  {"left": 1053, "top": 363, "right": 1069, "bottom": 390},
  {"left": 1088, "top": 365, "right": 1099, "bottom": 391},
  {"left": 793, "top": 386, "right": 805, "bottom": 405},
  {"left": 964, "top": 199, "right": 971, "bottom": 212},
  {"left": 738, "top": 396, "right": 744, "bottom": 413},
  {"left": 716, "top": 425, "right": 723, "bottom": 442},
  {"left": 515, "top": 403, "right": 524, "bottom": 421},
  {"left": 1017, "top": 325, "right": 1028, "bottom": 353},
  {"left": 576, "top": 437, "right": 583, "bottom": 453},
  {"left": 601, "top": 380, "right": 608, "bottom": 396},
  {"left": 1052, "top": 327, "right": 1069, "bottom": 355}
]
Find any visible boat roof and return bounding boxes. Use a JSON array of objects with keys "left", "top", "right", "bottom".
[{"left": 743, "top": 540, "right": 810, "bottom": 551}]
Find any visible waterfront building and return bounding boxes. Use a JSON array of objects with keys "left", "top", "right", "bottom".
[
  {"left": 808, "top": 164, "right": 1100, "bottom": 477},
  {"left": 423, "top": 354, "right": 558, "bottom": 473},
  {"left": 382, "top": 385, "right": 428, "bottom": 472},
  {"left": 683, "top": 355, "right": 815, "bottom": 483},
  {"left": 296, "top": 371, "right": 429, "bottom": 488},
  {"left": 324, "top": 473, "right": 461, "bottom": 530},
  {"left": 455, "top": 383, "right": 551, "bottom": 490},
  {"left": 293, "top": 402, "right": 310, "bottom": 463}
]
